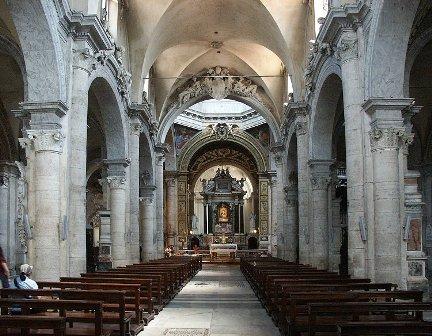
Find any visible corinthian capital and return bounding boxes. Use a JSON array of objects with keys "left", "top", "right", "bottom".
[
  {"left": 310, "top": 173, "right": 331, "bottom": 190},
  {"left": 106, "top": 176, "right": 127, "bottom": 189},
  {"left": 25, "top": 130, "right": 65, "bottom": 153},
  {"left": 369, "top": 127, "right": 411, "bottom": 152}
]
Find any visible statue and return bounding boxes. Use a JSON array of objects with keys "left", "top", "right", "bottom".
[
  {"left": 191, "top": 214, "right": 199, "bottom": 231},
  {"left": 249, "top": 213, "right": 256, "bottom": 231}
]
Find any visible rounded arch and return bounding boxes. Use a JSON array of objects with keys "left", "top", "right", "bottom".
[
  {"left": 0, "top": 34, "right": 27, "bottom": 100},
  {"left": 310, "top": 61, "right": 342, "bottom": 160},
  {"left": 177, "top": 126, "right": 268, "bottom": 173},
  {"left": 87, "top": 71, "right": 128, "bottom": 162},
  {"left": 158, "top": 94, "right": 281, "bottom": 145},
  {"left": 404, "top": 26, "right": 432, "bottom": 97},
  {"left": 7, "top": 0, "right": 66, "bottom": 102},
  {"left": 366, "top": 0, "right": 420, "bottom": 98}
]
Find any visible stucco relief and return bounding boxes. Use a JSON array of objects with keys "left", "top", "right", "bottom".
[{"left": 176, "top": 66, "right": 261, "bottom": 106}]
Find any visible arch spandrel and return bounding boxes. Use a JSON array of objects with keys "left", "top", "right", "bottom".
[{"left": 177, "top": 124, "right": 268, "bottom": 174}]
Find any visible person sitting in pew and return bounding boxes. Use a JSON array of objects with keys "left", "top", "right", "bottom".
[{"left": 13, "top": 264, "right": 38, "bottom": 290}]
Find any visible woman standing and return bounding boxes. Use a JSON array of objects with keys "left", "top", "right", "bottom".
[{"left": 0, "top": 247, "right": 10, "bottom": 288}]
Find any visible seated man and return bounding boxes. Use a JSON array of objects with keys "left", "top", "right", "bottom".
[{"left": 13, "top": 264, "right": 38, "bottom": 290}]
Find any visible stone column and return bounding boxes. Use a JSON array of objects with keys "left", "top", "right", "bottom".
[
  {"left": 165, "top": 173, "right": 178, "bottom": 250},
  {"left": 364, "top": 98, "right": 413, "bottom": 286},
  {"left": 328, "top": 172, "right": 342, "bottom": 273},
  {"left": 67, "top": 47, "right": 92, "bottom": 275},
  {"left": 154, "top": 145, "right": 168, "bottom": 258},
  {"left": 21, "top": 127, "right": 65, "bottom": 281},
  {"left": 139, "top": 186, "right": 156, "bottom": 261},
  {"left": 106, "top": 175, "right": 127, "bottom": 267},
  {"left": 288, "top": 102, "right": 310, "bottom": 264},
  {"left": 337, "top": 30, "right": 367, "bottom": 278},
  {"left": 309, "top": 160, "right": 332, "bottom": 270},
  {"left": 128, "top": 112, "right": 143, "bottom": 263},
  {"left": 0, "top": 170, "right": 10, "bottom": 259},
  {"left": 284, "top": 183, "right": 298, "bottom": 261}
]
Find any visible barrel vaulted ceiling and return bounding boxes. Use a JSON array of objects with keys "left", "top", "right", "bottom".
[{"left": 126, "top": 0, "right": 315, "bottom": 123}]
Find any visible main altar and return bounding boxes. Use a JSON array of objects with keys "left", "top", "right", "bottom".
[{"left": 200, "top": 168, "right": 246, "bottom": 237}]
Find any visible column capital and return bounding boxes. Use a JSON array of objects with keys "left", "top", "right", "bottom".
[
  {"left": 271, "top": 142, "right": 285, "bottom": 167},
  {"left": 310, "top": 173, "right": 331, "bottom": 190},
  {"left": 165, "top": 176, "right": 177, "bottom": 188},
  {"left": 106, "top": 176, "right": 127, "bottom": 189},
  {"left": 23, "top": 129, "right": 65, "bottom": 154},
  {"left": 309, "top": 159, "right": 332, "bottom": 190},
  {"left": 369, "top": 127, "right": 413, "bottom": 152}
]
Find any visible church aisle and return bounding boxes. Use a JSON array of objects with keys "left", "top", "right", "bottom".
[{"left": 138, "top": 263, "right": 280, "bottom": 336}]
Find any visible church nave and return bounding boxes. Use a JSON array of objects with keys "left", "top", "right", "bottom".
[{"left": 139, "top": 264, "right": 279, "bottom": 336}]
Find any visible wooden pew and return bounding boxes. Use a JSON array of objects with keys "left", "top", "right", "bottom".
[
  {"left": 38, "top": 281, "right": 154, "bottom": 325},
  {"left": 1, "top": 288, "right": 133, "bottom": 336},
  {"left": 0, "top": 298, "right": 106, "bottom": 336},
  {"left": 280, "top": 290, "right": 423, "bottom": 336},
  {"left": 337, "top": 321, "right": 432, "bottom": 335},
  {"left": 0, "top": 316, "right": 67, "bottom": 336},
  {"left": 61, "top": 276, "right": 157, "bottom": 313},
  {"left": 308, "top": 302, "right": 432, "bottom": 336}
]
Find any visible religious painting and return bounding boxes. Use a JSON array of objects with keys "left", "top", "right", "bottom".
[
  {"left": 174, "top": 124, "right": 198, "bottom": 150},
  {"left": 218, "top": 204, "right": 229, "bottom": 223},
  {"left": 246, "top": 124, "right": 270, "bottom": 147},
  {"left": 407, "top": 218, "right": 422, "bottom": 251}
]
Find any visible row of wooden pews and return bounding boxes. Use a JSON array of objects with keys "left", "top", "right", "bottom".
[
  {"left": 0, "top": 256, "right": 201, "bottom": 336},
  {"left": 241, "top": 257, "right": 432, "bottom": 336}
]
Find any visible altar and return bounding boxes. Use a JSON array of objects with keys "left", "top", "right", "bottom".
[{"left": 210, "top": 243, "right": 238, "bottom": 256}]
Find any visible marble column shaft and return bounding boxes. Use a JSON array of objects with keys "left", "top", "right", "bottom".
[
  {"left": 139, "top": 187, "right": 156, "bottom": 261},
  {"left": 338, "top": 31, "right": 367, "bottom": 277},
  {"left": 67, "top": 54, "right": 90, "bottom": 276},
  {"left": 155, "top": 154, "right": 165, "bottom": 258},
  {"left": 128, "top": 120, "right": 142, "bottom": 263},
  {"left": 25, "top": 130, "right": 64, "bottom": 281},
  {"left": 310, "top": 162, "right": 331, "bottom": 270},
  {"left": 284, "top": 184, "right": 298, "bottom": 261},
  {"left": 165, "top": 175, "right": 178, "bottom": 249},
  {"left": 107, "top": 176, "right": 127, "bottom": 267},
  {"left": 294, "top": 107, "right": 311, "bottom": 265}
]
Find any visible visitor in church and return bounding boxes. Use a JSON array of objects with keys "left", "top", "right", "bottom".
[
  {"left": 13, "top": 264, "right": 38, "bottom": 290},
  {"left": 0, "top": 246, "right": 10, "bottom": 288}
]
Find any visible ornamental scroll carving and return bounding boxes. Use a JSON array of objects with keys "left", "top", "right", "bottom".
[
  {"left": 176, "top": 66, "right": 261, "bottom": 106},
  {"left": 25, "top": 130, "right": 65, "bottom": 153},
  {"left": 337, "top": 36, "right": 358, "bottom": 62},
  {"left": 310, "top": 173, "right": 331, "bottom": 190},
  {"left": 106, "top": 176, "right": 127, "bottom": 189},
  {"left": 369, "top": 128, "right": 414, "bottom": 152}
]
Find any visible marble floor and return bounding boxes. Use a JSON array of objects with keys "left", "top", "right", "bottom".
[{"left": 138, "top": 263, "right": 280, "bottom": 336}]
